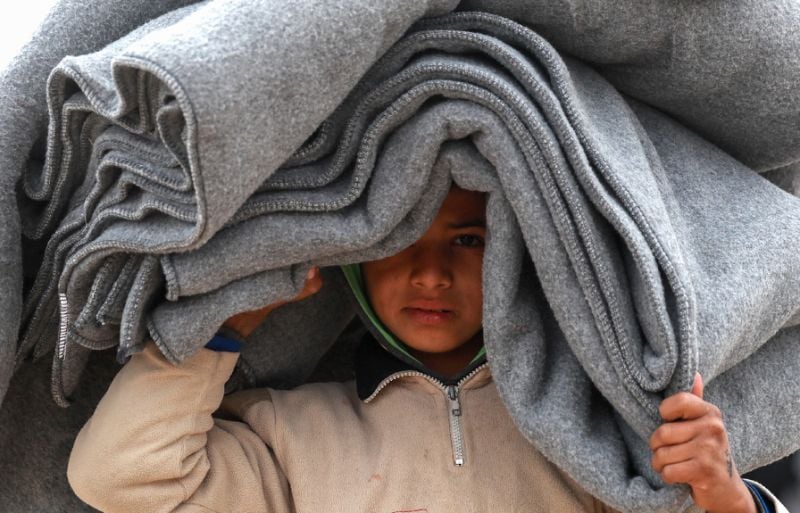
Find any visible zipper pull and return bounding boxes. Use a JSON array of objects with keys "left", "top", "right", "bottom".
[
  {"left": 448, "top": 385, "right": 461, "bottom": 414},
  {"left": 447, "top": 385, "right": 456, "bottom": 400}
]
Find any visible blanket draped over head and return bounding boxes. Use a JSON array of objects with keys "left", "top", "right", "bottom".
[{"left": 1, "top": 1, "right": 799, "bottom": 511}]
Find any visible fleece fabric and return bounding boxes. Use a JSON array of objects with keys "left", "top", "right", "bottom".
[
  {"left": 2, "top": 2, "right": 799, "bottom": 512},
  {"left": 0, "top": 0, "right": 201, "bottom": 417}
]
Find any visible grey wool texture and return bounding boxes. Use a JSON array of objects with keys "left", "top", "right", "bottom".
[
  {"left": 0, "top": 0, "right": 201, "bottom": 421},
  {"left": 1, "top": 1, "right": 800, "bottom": 512}
]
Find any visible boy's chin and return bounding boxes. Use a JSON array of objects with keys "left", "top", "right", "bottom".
[
  {"left": 400, "top": 332, "right": 480, "bottom": 356},
  {"left": 390, "top": 320, "right": 482, "bottom": 354},
  {"left": 405, "top": 341, "right": 464, "bottom": 355}
]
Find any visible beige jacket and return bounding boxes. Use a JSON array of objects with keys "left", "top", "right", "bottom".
[{"left": 67, "top": 341, "right": 622, "bottom": 513}]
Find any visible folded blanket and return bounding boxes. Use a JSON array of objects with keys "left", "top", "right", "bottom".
[
  {"left": 0, "top": 0, "right": 204, "bottom": 417},
  {"left": 467, "top": 0, "right": 800, "bottom": 172},
  {"left": 15, "top": 0, "right": 459, "bottom": 403},
  {"left": 4, "top": 2, "right": 800, "bottom": 512},
  {"left": 149, "top": 14, "right": 800, "bottom": 511}
]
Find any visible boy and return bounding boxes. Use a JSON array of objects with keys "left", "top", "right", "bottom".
[{"left": 67, "top": 185, "right": 783, "bottom": 512}]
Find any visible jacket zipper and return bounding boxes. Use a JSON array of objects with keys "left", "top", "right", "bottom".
[
  {"left": 446, "top": 384, "right": 464, "bottom": 465},
  {"left": 364, "top": 363, "right": 488, "bottom": 466}
]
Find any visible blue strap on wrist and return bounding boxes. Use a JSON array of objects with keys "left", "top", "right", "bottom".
[
  {"left": 205, "top": 334, "right": 242, "bottom": 353},
  {"left": 744, "top": 480, "right": 773, "bottom": 513}
]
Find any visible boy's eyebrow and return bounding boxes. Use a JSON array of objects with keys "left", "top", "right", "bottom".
[{"left": 448, "top": 218, "right": 486, "bottom": 229}]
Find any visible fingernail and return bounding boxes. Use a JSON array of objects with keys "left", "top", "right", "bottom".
[{"left": 306, "top": 267, "right": 318, "bottom": 280}]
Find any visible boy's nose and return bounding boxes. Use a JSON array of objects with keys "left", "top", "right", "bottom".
[{"left": 409, "top": 246, "right": 453, "bottom": 290}]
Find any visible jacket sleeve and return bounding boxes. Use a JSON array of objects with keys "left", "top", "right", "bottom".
[
  {"left": 68, "top": 342, "right": 293, "bottom": 513},
  {"left": 744, "top": 479, "right": 790, "bottom": 513}
]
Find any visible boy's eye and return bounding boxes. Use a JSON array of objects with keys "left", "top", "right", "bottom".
[{"left": 454, "top": 234, "right": 485, "bottom": 248}]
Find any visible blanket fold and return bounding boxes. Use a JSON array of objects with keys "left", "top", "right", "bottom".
[
  {"left": 3, "top": 2, "right": 800, "bottom": 512},
  {"left": 1, "top": 0, "right": 203, "bottom": 416},
  {"left": 16, "top": 0, "right": 460, "bottom": 396}
]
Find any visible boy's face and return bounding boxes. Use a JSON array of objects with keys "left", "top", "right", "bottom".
[{"left": 362, "top": 186, "right": 486, "bottom": 361}]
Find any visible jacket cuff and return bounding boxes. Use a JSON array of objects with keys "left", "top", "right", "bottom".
[
  {"left": 744, "top": 479, "right": 788, "bottom": 513},
  {"left": 205, "top": 334, "right": 243, "bottom": 353}
]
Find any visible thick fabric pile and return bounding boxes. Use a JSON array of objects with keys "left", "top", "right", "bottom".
[{"left": 2, "top": 1, "right": 800, "bottom": 512}]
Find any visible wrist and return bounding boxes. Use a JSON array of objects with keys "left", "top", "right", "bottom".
[
  {"left": 222, "top": 304, "right": 280, "bottom": 339},
  {"left": 706, "top": 478, "right": 757, "bottom": 513},
  {"left": 218, "top": 322, "right": 249, "bottom": 341}
]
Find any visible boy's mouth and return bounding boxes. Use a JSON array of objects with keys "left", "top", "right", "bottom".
[{"left": 402, "top": 306, "right": 455, "bottom": 325}]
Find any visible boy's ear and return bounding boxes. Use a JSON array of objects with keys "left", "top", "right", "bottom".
[{"left": 690, "top": 372, "right": 703, "bottom": 399}]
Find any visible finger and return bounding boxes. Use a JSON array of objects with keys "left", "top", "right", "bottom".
[
  {"left": 305, "top": 266, "right": 319, "bottom": 283},
  {"left": 305, "top": 271, "right": 323, "bottom": 294},
  {"left": 649, "top": 417, "right": 706, "bottom": 450},
  {"left": 296, "top": 267, "right": 323, "bottom": 299},
  {"left": 306, "top": 267, "right": 323, "bottom": 289},
  {"left": 659, "top": 459, "right": 702, "bottom": 486},
  {"left": 659, "top": 391, "right": 714, "bottom": 422},
  {"left": 651, "top": 441, "right": 697, "bottom": 474},
  {"left": 691, "top": 372, "right": 704, "bottom": 400}
]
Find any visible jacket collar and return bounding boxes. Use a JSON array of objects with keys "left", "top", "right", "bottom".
[{"left": 355, "top": 334, "right": 488, "bottom": 401}]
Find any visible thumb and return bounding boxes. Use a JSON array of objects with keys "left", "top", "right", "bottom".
[
  {"left": 691, "top": 372, "right": 704, "bottom": 399},
  {"left": 297, "top": 266, "right": 323, "bottom": 300}
]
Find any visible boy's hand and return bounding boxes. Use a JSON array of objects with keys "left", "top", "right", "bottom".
[
  {"left": 222, "top": 267, "right": 323, "bottom": 339},
  {"left": 650, "top": 373, "right": 757, "bottom": 513}
]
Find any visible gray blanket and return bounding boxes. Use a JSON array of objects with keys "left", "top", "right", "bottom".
[
  {"left": 3, "top": 1, "right": 800, "bottom": 512},
  {"left": 0, "top": 0, "right": 202, "bottom": 418}
]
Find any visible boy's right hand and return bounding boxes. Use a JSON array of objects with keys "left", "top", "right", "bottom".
[
  {"left": 650, "top": 373, "right": 757, "bottom": 513},
  {"left": 222, "top": 267, "right": 323, "bottom": 339}
]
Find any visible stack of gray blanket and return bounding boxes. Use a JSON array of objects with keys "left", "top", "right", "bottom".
[{"left": 2, "top": 1, "right": 799, "bottom": 512}]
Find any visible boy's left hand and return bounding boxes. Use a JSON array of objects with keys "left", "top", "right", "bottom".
[
  {"left": 650, "top": 373, "right": 757, "bottom": 513},
  {"left": 222, "top": 267, "right": 323, "bottom": 339}
]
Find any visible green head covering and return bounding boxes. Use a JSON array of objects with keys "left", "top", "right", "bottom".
[{"left": 340, "top": 264, "right": 486, "bottom": 370}]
